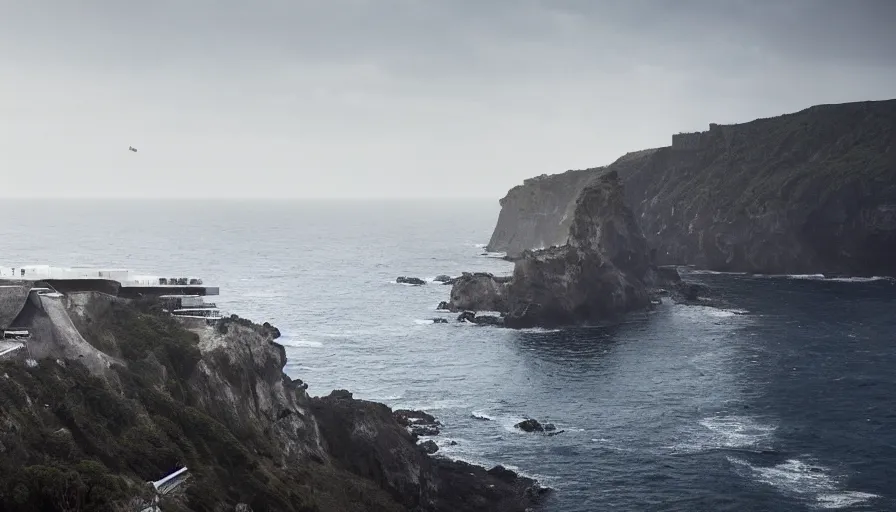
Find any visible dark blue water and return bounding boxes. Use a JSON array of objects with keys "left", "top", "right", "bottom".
[{"left": 2, "top": 199, "right": 895, "bottom": 511}]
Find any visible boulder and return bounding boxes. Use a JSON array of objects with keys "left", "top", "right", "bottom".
[
  {"left": 420, "top": 440, "right": 439, "bottom": 454},
  {"left": 514, "top": 419, "right": 544, "bottom": 433},
  {"left": 396, "top": 276, "right": 426, "bottom": 286},
  {"left": 444, "top": 273, "right": 509, "bottom": 312},
  {"left": 456, "top": 311, "right": 504, "bottom": 326}
]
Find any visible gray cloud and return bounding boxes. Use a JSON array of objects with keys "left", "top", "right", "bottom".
[{"left": 1, "top": 0, "right": 894, "bottom": 198}]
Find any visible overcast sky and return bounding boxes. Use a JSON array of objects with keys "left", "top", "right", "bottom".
[{"left": 1, "top": 0, "right": 894, "bottom": 199}]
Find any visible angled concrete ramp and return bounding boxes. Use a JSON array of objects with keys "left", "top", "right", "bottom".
[{"left": 0, "top": 284, "right": 32, "bottom": 330}]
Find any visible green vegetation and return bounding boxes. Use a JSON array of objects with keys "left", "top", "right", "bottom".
[{"left": 0, "top": 301, "right": 399, "bottom": 512}]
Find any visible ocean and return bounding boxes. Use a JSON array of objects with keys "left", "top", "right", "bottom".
[{"left": 2, "top": 199, "right": 894, "bottom": 511}]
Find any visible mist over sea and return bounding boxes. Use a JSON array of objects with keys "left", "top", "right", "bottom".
[{"left": 2, "top": 199, "right": 894, "bottom": 511}]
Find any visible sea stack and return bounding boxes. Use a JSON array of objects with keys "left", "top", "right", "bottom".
[
  {"left": 446, "top": 171, "right": 655, "bottom": 328},
  {"left": 503, "top": 171, "right": 652, "bottom": 327}
]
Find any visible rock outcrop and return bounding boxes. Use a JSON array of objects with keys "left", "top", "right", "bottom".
[
  {"left": 0, "top": 292, "right": 548, "bottom": 511},
  {"left": 444, "top": 273, "right": 511, "bottom": 312},
  {"left": 447, "top": 172, "right": 654, "bottom": 328},
  {"left": 397, "top": 276, "right": 426, "bottom": 286},
  {"left": 487, "top": 99, "right": 896, "bottom": 276}
]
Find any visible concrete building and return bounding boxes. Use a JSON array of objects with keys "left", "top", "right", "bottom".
[{"left": 0, "top": 265, "right": 219, "bottom": 298}]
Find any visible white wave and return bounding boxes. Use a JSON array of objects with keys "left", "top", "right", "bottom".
[
  {"left": 826, "top": 276, "right": 893, "bottom": 283},
  {"left": 684, "top": 269, "right": 749, "bottom": 276},
  {"left": 668, "top": 415, "right": 776, "bottom": 454},
  {"left": 389, "top": 398, "right": 470, "bottom": 411},
  {"left": 414, "top": 319, "right": 439, "bottom": 325},
  {"left": 727, "top": 457, "right": 879, "bottom": 509},
  {"left": 286, "top": 364, "right": 315, "bottom": 371},
  {"left": 816, "top": 492, "right": 881, "bottom": 509},
  {"left": 500, "top": 415, "right": 530, "bottom": 433},
  {"left": 517, "top": 326, "right": 563, "bottom": 333},
  {"left": 471, "top": 411, "right": 495, "bottom": 421},
  {"left": 431, "top": 449, "right": 559, "bottom": 488},
  {"left": 753, "top": 273, "right": 893, "bottom": 283},
  {"left": 374, "top": 395, "right": 403, "bottom": 401},
  {"left": 790, "top": 274, "right": 831, "bottom": 280},
  {"left": 279, "top": 338, "right": 323, "bottom": 348},
  {"left": 473, "top": 243, "right": 488, "bottom": 248}
]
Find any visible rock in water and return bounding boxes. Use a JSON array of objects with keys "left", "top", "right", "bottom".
[
  {"left": 441, "top": 172, "right": 652, "bottom": 328},
  {"left": 420, "top": 440, "right": 439, "bottom": 454},
  {"left": 396, "top": 276, "right": 426, "bottom": 286},
  {"left": 433, "top": 274, "right": 454, "bottom": 284},
  {"left": 445, "top": 272, "right": 510, "bottom": 312},
  {"left": 455, "top": 311, "right": 504, "bottom": 326},
  {"left": 514, "top": 419, "right": 545, "bottom": 433},
  {"left": 503, "top": 171, "right": 651, "bottom": 328}
]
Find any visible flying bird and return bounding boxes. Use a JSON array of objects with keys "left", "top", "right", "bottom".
[{"left": 129, "top": 146, "right": 138, "bottom": 152}]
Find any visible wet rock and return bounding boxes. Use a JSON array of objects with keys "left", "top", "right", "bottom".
[
  {"left": 396, "top": 276, "right": 426, "bottom": 286},
  {"left": 456, "top": 311, "right": 504, "bottom": 326},
  {"left": 312, "top": 395, "right": 549, "bottom": 510},
  {"left": 411, "top": 424, "right": 441, "bottom": 437},
  {"left": 436, "top": 301, "right": 451, "bottom": 311},
  {"left": 514, "top": 419, "right": 544, "bottom": 433},
  {"left": 445, "top": 273, "right": 509, "bottom": 312},
  {"left": 431, "top": 318, "right": 449, "bottom": 324},
  {"left": 328, "top": 389, "right": 354, "bottom": 400},
  {"left": 676, "top": 281, "right": 708, "bottom": 302},
  {"left": 420, "top": 440, "right": 439, "bottom": 454},
  {"left": 487, "top": 465, "right": 519, "bottom": 483},
  {"left": 393, "top": 409, "right": 439, "bottom": 427},
  {"left": 546, "top": 430, "right": 566, "bottom": 437},
  {"left": 654, "top": 265, "right": 682, "bottom": 284},
  {"left": 433, "top": 275, "right": 455, "bottom": 285},
  {"left": 262, "top": 321, "right": 281, "bottom": 339},
  {"left": 543, "top": 423, "right": 556, "bottom": 432}
]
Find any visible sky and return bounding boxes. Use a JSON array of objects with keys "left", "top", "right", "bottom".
[{"left": 1, "top": 0, "right": 895, "bottom": 199}]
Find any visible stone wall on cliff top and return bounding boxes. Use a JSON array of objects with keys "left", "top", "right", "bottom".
[{"left": 486, "top": 99, "right": 896, "bottom": 276}]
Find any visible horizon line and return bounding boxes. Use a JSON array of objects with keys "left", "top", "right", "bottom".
[{"left": 0, "top": 196, "right": 500, "bottom": 201}]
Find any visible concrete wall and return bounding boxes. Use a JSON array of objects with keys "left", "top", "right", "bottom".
[
  {"left": 0, "top": 284, "right": 32, "bottom": 329},
  {"left": 671, "top": 132, "right": 703, "bottom": 150}
]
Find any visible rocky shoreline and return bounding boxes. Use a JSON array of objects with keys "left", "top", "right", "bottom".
[
  {"left": 0, "top": 293, "right": 549, "bottom": 511},
  {"left": 426, "top": 171, "right": 727, "bottom": 329}
]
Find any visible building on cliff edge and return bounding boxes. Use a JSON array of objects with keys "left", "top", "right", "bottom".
[{"left": 0, "top": 264, "right": 222, "bottom": 321}]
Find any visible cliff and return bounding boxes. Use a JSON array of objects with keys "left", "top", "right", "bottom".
[
  {"left": 486, "top": 168, "right": 599, "bottom": 255},
  {"left": 487, "top": 99, "right": 896, "bottom": 276},
  {"left": 448, "top": 172, "right": 657, "bottom": 328},
  {"left": 0, "top": 292, "right": 547, "bottom": 511},
  {"left": 503, "top": 171, "right": 652, "bottom": 327}
]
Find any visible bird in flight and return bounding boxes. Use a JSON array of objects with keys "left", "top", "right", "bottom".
[{"left": 129, "top": 146, "right": 138, "bottom": 152}]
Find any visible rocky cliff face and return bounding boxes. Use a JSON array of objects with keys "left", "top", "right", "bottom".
[
  {"left": 449, "top": 172, "right": 653, "bottom": 328},
  {"left": 502, "top": 171, "right": 652, "bottom": 327},
  {"left": 486, "top": 168, "right": 599, "bottom": 255},
  {"left": 0, "top": 292, "right": 546, "bottom": 512},
  {"left": 487, "top": 100, "right": 896, "bottom": 276}
]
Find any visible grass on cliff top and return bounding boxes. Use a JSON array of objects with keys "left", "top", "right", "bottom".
[{"left": 0, "top": 302, "right": 398, "bottom": 512}]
